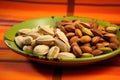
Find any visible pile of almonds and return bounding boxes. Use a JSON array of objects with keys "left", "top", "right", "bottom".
[
  {"left": 15, "top": 18, "right": 119, "bottom": 59},
  {"left": 56, "top": 18, "right": 119, "bottom": 57}
]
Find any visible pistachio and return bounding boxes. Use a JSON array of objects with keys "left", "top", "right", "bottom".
[
  {"left": 39, "top": 25, "right": 54, "bottom": 36},
  {"left": 55, "top": 29, "right": 69, "bottom": 44},
  {"left": 58, "top": 52, "right": 76, "bottom": 59},
  {"left": 75, "top": 29, "right": 82, "bottom": 37},
  {"left": 82, "top": 27, "right": 94, "bottom": 36},
  {"left": 81, "top": 46, "right": 93, "bottom": 53},
  {"left": 23, "top": 36, "right": 33, "bottom": 45},
  {"left": 18, "top": 28, "right": 32, "bottom": 35},
  {"left": 15, "top": 36, "right": 24, "bottom": 48},
  {"left": 81, "top": 53, "right": 94, "bottom": 57},
  {"left": 106, "top": 26, "right": 117, "bottom": 33},
  {"left": 98, "top": 47, "right": 113, "bottom": 53},
  {"left": 79, "top": 35, "right": 91, "bottom": 43},
  {"left": 47, "top": 46, "right": 60, "bottom": 59},
  {"left": 55, "top": 38, "right": 70, "bottom": 52},
  {"left": 92, "top": 49, "right": 103, "bottom": 56},
  {"left": 33, "top": 45, "right": 49, "bottom": 56},
  {"left": 72, "top": 45, "right": 82, "bottom": 57},
  {"left": 36, "top": 35, "right": 54, "bottom": 45},
  {"left": 27, "top": 32, "right": 41, "bottom": 39},
  {"left": 23, "top": 45, "right": 33, "bottom": 53}
]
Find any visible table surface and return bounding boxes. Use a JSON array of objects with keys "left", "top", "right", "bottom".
[{"left": 0, "top": 0, "right": 120, "bottom": 80}]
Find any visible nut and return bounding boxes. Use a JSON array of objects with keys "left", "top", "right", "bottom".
[
  {"left": 72, "top": 45, "right": 82, "bottom": 57},
  {"left": 82, "top": 27, "right": 94, "bottom": 36},
  {"left": 23, "top": 45, "right": 33, "bottom": 53},
  {"left": 81, "top": 46, "right": 93, "bottom": 53},
  {"left": 39, "top": 25, "right": 54, "bottom": 36},
  {"left": 15, "top": 36, "right": 24, "bottom": 48},
  {"left": 91, "top": 29, "right": 103, "bottom": 37},
  {"left": 80, "top": 22, "right": 91, "bottom": 29},
  {"left": 65, "top": 24, "right": 75, "bottom": 32},
  {"left": 55, "top": 38, "right": 70, "bottom": 52},
  {"left": 75, "top": 29, "right": 82, "bottom": 37},
  {"left": 79, "top": 35, "right": 91, "bottom": 43},
  {"left": 23, "top": 36, "right": 33, "bottom": 45},
  {"left": 81, "top": 53, "right": 94, "bottom": 57},
  {"left": 98, "top": 47, "right": 113, "bottom": 53},
  {"left": 27, "top": 32, "right": 41, "bottom": 39},
  {"left": 58, "top": 52, "right": 76, "bottom": 59},
  {"left": 66, "top": 32, "right": 75, "bottom": 39},
  {"left": 109, "top": 43, "right": 118, "bottom": 49},
  {"left": 92, "top": 49, "right": 103, "bottom": 56},
  {"left": 36, "top": 35, "right": 55, "bottom": 45},
  {"left": 18, "top": 28, "right": 32, "bottom": 36},
  {"left": 92, "top": 36, "right": 100, "bottom": 44},
  {"left": 33, "top": 45, "right": 49, "bottom": 56},
  {"left": 47, "top": 46, "right": 60, "bottom": 59},
  {"left": 110, "top": 37, "right": 119, "bottom": 46},
  {"left": 106, "top": 26, "right": 117, "bottom": 33},
  {"left": 70, "top": 36, "right": 79, "bottom": 44}
]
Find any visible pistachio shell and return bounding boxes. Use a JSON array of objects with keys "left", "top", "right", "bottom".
[
  {"left": 18, "top": 29, "right": 32, "bottom": 35},
  {"left": 81, "top": 53, "right": 94, "bottom": 57},
  {"left": 55, "top": 29, "right": 70, "bottom": 49},
  {"left": 106, "top": 27, "right": 117, "bottom": 33},
  {"left": 23, "top": 45, "right": 33, "bottom": 53},
  {"left": 98, "top": 47, "right": 113, "bottom": 53},
  {"left": 22, "top": 36, "right": 33, "bottom": 45},
  {"left": 39, "top": 25, "right": 54, "bottom": 36},
  {"left": 82, "top": 27, "right": 94, "bottom": 36},
  {"left": 58, "top": 52, "right": 76, "bottom": 59},
  {"left": 15, "top": 36, "right": 24, "bottom": 48},
  {"left": 33, "top": 45, "right": 49, "bottom": 56},
  {"left": 36, "top": 35, "right": 55, "bottom": 45},
  {"left": 55, "top": 38, "right": 70, "bottom": 52},
  {"left": 47, "top": 46, "right": 60, "bottom": 59}
]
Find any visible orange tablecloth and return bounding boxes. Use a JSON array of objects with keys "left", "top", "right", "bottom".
[{"left": 0, "top": 0, "right": 120, "bottom": 80}]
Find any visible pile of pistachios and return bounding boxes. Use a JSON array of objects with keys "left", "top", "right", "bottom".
[{"left": 15, "top": 18, "right": 119, "bottom": 59}]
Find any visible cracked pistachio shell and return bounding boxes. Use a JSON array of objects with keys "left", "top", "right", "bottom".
[
  {"left": 15, "top": 36, "right": 24, "bottom": 48},
  {"left": 39, "top": 25, "right": 54, "bottom": 36},
  {"left": 18, "top": 29, "right": 32, "bottom": 35},
  {"left": 47, "top": 46, "right": 60, "bottom": 59},
  {"left": 22, "top": 36, "right": 33, "bottom": 45},
  {"left": 55, "top": 38, "right": 70, "bottom": 52},
  {"left": 23, "top": 45, "right": 33, "bottom": 53},
  {"left": 58, "top": 52, "right": 76, "bottom": 59},
  {"left": 36, "top": 35, "right": 55, "bottom": 45},
  {"left": 33, "top": 45, "right": 49, "bottom": 56}
]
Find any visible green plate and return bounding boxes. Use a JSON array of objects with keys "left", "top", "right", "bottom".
[{"left": 4, "top": 16, "right": 120, "bottom": 66}]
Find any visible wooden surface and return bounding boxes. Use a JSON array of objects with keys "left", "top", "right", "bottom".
[{"left": 0, "top": 0, "right": 120, "bottom": 80}]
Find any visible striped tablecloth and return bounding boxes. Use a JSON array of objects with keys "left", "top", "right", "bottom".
[{"left": 0, "top": 0, "right": 120, "bottom": 80}]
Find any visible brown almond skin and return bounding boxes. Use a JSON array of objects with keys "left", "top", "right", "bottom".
[
  {"left": 71, "top": 42, "right": 79, "bottom": 48},
  {"left": 75, "top": 29, "right": 82, "bottom": 37},
  {"left": 109, "top": 43, "right": 118, "bottom": 49},
  {"left": 91, "top": 29, "right": 103, "bottom": 37},
  {"left": 92, "top": 49, "right": 103, "bottom": 56},
  {"left": 70, "top": 36, "right": 79, "bottom": 44},
  {"left": 58, "top": 26, "right": 68, "bottom": 34},
  {"left": 66, "top": 32, "right": 75, "bottom": 39},
  {"left": 81, "top": 46, "right": 93, "bottom": 53},
  {"left": 73, "top": 45, "right": 82, "bottom": 57},
  {"left": 79, "top": 35, "right": 91, "bottom": 43},
  {"left": 92, "top": 36, "right": 100, "bottom": 44},
  {"left": 110, "top": 37, "right": 119, "bottom": 46},
  {"left": 65, "top": 24, "right": 75, "bottom": 32}
]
